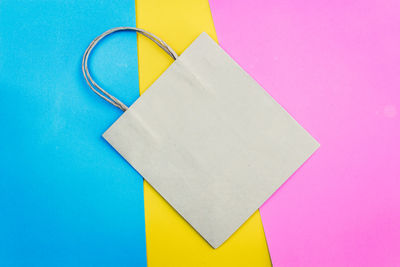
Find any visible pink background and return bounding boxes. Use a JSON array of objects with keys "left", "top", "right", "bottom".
[{"left": 209, "top": 0, "right": 400, "bottom": 266}]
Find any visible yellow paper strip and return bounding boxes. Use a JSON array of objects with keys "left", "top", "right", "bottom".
[{"left": 136, "top": 0, "right": 272, "bottom": 265}]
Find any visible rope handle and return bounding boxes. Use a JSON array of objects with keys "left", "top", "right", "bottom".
[{"left": 82, "top": 27, "right": 178, "bottom": 111}]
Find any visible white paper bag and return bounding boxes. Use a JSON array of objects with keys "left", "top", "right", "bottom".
[{"left": 83, "top": 28, "right": 319, "bottom": 248}]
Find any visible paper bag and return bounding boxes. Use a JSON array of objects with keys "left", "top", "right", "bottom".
[{"left": 85, "top": 29, "right": 319, "bottom": 248}]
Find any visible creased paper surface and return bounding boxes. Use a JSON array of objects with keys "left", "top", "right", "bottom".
[{"left": 104, "top": 33, "right": 319, "bottom": 248}]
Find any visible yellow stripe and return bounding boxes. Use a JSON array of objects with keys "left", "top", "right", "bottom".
[{"left": 136, "top": 0, "right": 271, "bottom": 265}]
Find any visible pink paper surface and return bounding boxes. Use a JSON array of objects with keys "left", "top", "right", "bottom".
[{"left": 209, "top": 0, "right": 400, "bottom": 266}]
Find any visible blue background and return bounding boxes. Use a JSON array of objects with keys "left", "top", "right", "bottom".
[{"left": 0, "top": 0, "right": 147, "bottom": 266}]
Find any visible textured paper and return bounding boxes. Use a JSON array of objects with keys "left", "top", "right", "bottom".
[
  {"left": 104, "top": 33, "right": 319, "bottom": 248},
  {"left": 136, "top": 0, "right": 271, "bottom": 264},
  {"left": 209, "top": 0, "right": 400, "bottom": 265}
]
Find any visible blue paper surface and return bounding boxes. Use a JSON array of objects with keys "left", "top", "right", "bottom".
[{"left": 0, "top": 1, "right": 146, "bottom": 266}]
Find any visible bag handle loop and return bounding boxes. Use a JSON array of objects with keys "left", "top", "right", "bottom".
[{"left": 82, "top": 27, "right": 178, "bottom": 111}]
